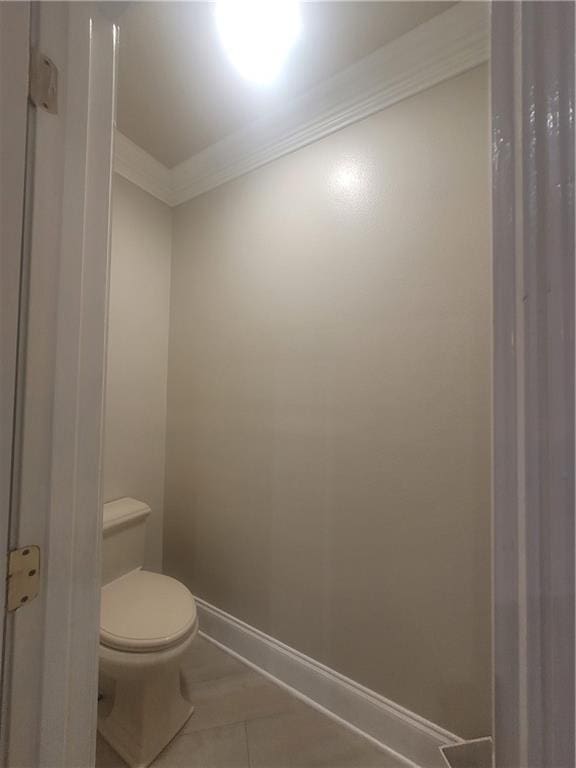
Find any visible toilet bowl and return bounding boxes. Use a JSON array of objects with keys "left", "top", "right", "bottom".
[{"left": 98, "top": 498, "right": 198, "bottom": 768}]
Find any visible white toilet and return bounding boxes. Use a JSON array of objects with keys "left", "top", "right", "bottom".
[{"left": 98, "top": 498, "right": 198, "bottom": 768}]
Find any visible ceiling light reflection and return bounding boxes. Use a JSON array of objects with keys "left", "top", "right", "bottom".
[
  {"left": 215, "top": 0, "right": 302, "bottom": 86},
  {"left": 331, "top": 159, "right": 368, "bottom": 200}
]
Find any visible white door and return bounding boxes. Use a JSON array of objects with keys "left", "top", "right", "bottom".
[{"left": 0, "top": 3, "right": 117, "bottom": 766}]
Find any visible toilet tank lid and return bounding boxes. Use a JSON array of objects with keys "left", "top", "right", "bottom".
[{"left": 103, "top": 497, "right": 151, "bottom": 532}]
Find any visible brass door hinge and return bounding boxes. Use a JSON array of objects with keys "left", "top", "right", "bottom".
[
  {"left": 29, "top": 49, "right": 58, "bottom": 114},
  {"left": 7, "top": 546, "right": 40, "bottom": 612}
]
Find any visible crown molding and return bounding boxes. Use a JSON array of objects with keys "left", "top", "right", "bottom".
[
  {"left": 113, "top": 130, "right": 172, "bottom": 205},
  {"left": 114, "top": 2, "right": 489, "bottom": 208}
]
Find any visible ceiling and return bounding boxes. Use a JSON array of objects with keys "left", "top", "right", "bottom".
[{"left": 117, "top": 2, "right": 454, "bottom": 168}]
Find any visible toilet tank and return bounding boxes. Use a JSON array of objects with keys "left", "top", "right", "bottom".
[{"left": 102, "top": 497, "right": 151, "bottom": 585}]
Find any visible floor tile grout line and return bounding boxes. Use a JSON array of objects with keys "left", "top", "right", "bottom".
[
  {"left": 180, "top": 719, "right": 248, "bottom": 739},
  {"left": 184, "top": 667, "right": 256, "bottom": 692},
  {"left": 183, "top": 701, "right": 297, "bottom": 739},
  {"left": 244, "top": 721, "right": 253, "bottom": 768}
]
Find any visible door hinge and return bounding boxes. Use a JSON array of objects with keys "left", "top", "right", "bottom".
[
  {"left": 29, "top": 49, "right": 58, "bottom": 114},
  {"left": 7, "top": 546, "right": 40, "bottom": 612}
]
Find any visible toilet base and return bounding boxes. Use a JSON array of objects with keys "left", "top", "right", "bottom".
[
  {"left": 98, "top": 629, "right": 198, "bottom": 768},
  {"left": 98, "top": 665, "right": 194, "bottom": 768}
]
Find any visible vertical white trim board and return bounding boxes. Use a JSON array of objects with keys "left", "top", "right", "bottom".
[
  {"left": 195, "top": 598, "right": 462, "bottom": 768},
  {"left": 2, "top": 5, "right": 117, "bottom": 767}
]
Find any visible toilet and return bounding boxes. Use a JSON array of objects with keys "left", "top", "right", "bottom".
[{"left": 98, "top": 498, "right": 198, "bottom": 768}]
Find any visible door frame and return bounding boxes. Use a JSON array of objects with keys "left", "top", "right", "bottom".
[
  {"left": 1, "top": 2, "right": 575, "bottom": 767},
  {"left": 492, "top": 2, "right": 575, "bottom": 766},
  {"left": 1, "top": 3, "right": 117, "bottom": 766},
  {"left": 0, "top": 2, "right": 32, "bottom": 755}
]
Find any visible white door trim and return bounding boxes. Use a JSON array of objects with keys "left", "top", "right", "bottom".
[
  {"left": 0, "top": 3, "right": 31, "bottom": 759},
  {"left": 492, "top": 3, "right": 575, "bottom": 766},
  {"left": 1, "top": 4, "right": 117, "bottom": 767}
]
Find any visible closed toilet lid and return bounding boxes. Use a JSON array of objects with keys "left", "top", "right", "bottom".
[{"left": 100, "top": 570, "right": 197, "bottom": 652}]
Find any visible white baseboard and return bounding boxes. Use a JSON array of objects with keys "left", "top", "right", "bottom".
[{"left": 195, "top": 597, "right": 462, "bottom": 768}]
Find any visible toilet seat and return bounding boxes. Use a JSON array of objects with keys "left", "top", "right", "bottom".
[{"left": 100, "top": 569, "right": 197, "bottom": 652}]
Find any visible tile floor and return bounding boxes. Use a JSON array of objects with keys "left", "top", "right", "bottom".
[{"left": 96, "top": 636, "right": 405, "bottom": 768}]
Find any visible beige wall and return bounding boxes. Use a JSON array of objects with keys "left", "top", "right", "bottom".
[
  {"left": 104, "top": 175, "right": 172, "bottom": 570},
  {"left": 164, "top": 65, "right": 491, "bottom": 737}
]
